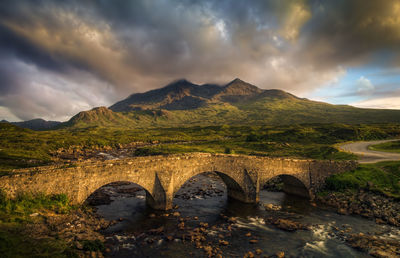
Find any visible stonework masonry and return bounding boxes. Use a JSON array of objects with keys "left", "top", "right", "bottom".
[{"left": 0, "top": 153, "right": 357, "bottom": 210}]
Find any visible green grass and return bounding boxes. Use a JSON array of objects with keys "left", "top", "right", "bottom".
[
  {"left": 325, "top": 161, "right": 400, "bottom": 198},
  {"left": 0, "top": 192, "right": 78, "bottom": 257},
  {"left": 369, "top": 140, "right": 400, "bottom": 153},
  {"left": 2, "top": 122, "right": 400, "bottom": 173},
  {"left": 0, "top": 192, "right": 72, "bottom": 222},
  {"left": 0, "top": 228, "right": 77, "bottom": 258}
]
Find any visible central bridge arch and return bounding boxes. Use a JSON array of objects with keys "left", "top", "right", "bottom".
[{"left": 172, "top": 169, "right": 258, "bottom": 205}]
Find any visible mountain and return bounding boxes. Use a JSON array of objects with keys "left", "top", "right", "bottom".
[
  {"left": 65, "top": 107, "right": 133, "bottom": 127},
  {"left": 10, "top": 118, "right": 61, "bottom": 131},
  {"left": 67, "top": 78, "right": 400, "bottom": 128},
  {"left": 109, "top": 78, "right": 289, "bottom": 111},
  {"left": 110, "top": 79, "right": 218, "bottom": 111}
]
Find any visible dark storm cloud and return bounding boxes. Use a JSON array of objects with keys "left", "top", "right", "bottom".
[
  {"left": 0, "top": 0, "right": 400, "bottom": 120},
  {"left": 0, "top": 23, "right": 68, "bottom": 73},
  {"left": 300, "top": 0, "right": 400, "bottom": 67}
]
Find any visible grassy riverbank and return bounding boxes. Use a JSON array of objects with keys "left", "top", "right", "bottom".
[
  {"left": 0, "top": 192, "right": 108, "bottom": 257},
  {"left": 324, "top": 161, "right": 400, "bottom": 199},
  {"left": 369, "top": 140, "right": 400, "bottom": 153},
  {"left": 0, "top": 193, "right": 77, "bottom": 257}
]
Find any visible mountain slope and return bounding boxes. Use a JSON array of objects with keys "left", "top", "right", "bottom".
[
  {"left": 9, "top": 119, "right": 61, "bottom": 130},
  {"left": 65, "top": 107, "right": 135, "bottom": 127},
  {"left": 67, "top": 78, "right": 400, "bottom": 128}
]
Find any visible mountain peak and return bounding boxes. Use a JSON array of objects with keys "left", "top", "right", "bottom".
[
  {"left": 67, "top": 106, "right": 131, "bottom": 126},
  {"left": 91, "top": 106, "right": 110, "bottom": 112},
  {"left": 222, "top": 78, "right": 263, "bottom": 95},
  {"left": 230, "top": 78, "right": 245, "bottom": 83},
  {"left": 175, "top": 78, "right": 191, "bottom": 84},
  {"left": 165, "top": 79, "right": 195, "bottom": 88}
]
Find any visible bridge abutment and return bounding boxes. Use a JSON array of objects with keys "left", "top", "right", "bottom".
[
  {"left": 226, "top": 188, "right": 259, "bottom": 203},
  {"left": 146, "top": 191, "right": 173, "bottom": 210},
  {"left": 215, "top": 170, "right": 259, "bottom": 205}
]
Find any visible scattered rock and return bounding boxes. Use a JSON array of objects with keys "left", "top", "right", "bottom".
[
  {"left": 264, "top": 203, "right": 282, "bottom": 211},
  {"left": 249, "top": 239, "right": 258, "bottom": 244},
  {"left": 148, "top": 226, "right": 164, "bottom": 235},
  {"left": 267, "top": 218, "right": 309, "bottom": 232},
  {"left": 219, "top": 240, "right": 229, "bottom": 246},
  {"left": 178, "top": 222, "right": 185, "bottom": 230},
  {"left": 346, "top": 233, "right": 400, "bottom": 257},
  {"left": 199, "top": 222, "right": 209, "bottom": 228}
]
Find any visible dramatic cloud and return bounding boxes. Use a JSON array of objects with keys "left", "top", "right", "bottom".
[
  {"left": 0, "top": 0, "right": 400, "bottom": 121},
  {"left": 356, "top": 76, "right": 375, "bottom": 95}
]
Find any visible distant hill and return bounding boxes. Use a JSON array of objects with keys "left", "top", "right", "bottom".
[
  {"left": 65, "top": 106, "right": 133, "bottom": 127},
  {"left": 7, "top": 118, "right": 62, "bottom": 131},
  {"left": 65, "top": 78, "right": 400, "bottom": 128}
]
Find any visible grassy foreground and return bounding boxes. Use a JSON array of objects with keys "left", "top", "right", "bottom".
[
  {"left": 325, "top": 161, "right": 400, "bottom": 198},
  {"left": 0, "top": 192, "right": 77, "bottom": 257}
]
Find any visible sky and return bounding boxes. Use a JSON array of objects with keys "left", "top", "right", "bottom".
[{"left": 1, "top": 0, "right": 400, "bottom": 121}]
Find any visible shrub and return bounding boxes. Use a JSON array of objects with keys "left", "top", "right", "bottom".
[
  {"left": 81, "top": 240, "right": 104, "bottom": 252},
  {"left": 224, "top": 147, "right": 234, "bottom": 154},
  {"left": 325, "top": 175, "right": 360, "bottom": 191}
]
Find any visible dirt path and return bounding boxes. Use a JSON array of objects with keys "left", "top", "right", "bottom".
[{"left": 339, "top": 139, "right": 400, "bottom": 163}]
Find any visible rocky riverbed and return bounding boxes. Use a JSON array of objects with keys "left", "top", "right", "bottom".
[
  {"left": 50, "top": 140, "right": 200, "bottom": 162},
  {"left": 23, "top": 208, "right": 111, "bottom": 257},
  {"left": 19, "top": 174, "right": 400, "bottom": 257},
  {"left": 315, "top": 190, "right": 400, "bottom": 257},
  {"left": 316, "top": 190, "right": 400, "bottom": 227},
  {"left": 83, "top": 173, "right": 400, "bottom": 257}
]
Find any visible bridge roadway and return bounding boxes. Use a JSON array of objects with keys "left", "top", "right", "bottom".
[{"left": 0, "top": 153, "right": 357, "bottom": 210}]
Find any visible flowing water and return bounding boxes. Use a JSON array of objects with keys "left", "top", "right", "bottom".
[{"left": 91, "top": 173, "right": 400, "bottom": 257}]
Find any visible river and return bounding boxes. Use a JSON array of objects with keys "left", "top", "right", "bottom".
[{"left": 89, "top": 173, "right": 400, "bottom": 257}]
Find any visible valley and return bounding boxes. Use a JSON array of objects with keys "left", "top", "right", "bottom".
[
  {"left": 1, "top": 80, "right": 400, "bottom": 257},
  {"left": 3, "top": 1, "right": 400, "bottom": 257}
]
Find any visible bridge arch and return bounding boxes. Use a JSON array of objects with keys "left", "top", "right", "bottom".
[
  {"left": 262, "top": 174, "right": 311, "bottom": 199},
  {"left": 80, "top": 179, "right": 160, "bottom": 209},
  {"left": 173, "top": 169, "right": 258, "bottom": 204}
]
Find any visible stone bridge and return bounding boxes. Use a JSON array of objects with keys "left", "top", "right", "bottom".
[{"left": 0, "top": 153, "right": 357, "bottom": 210}]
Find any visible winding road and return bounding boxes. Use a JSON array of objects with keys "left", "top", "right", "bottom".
[{"left": 339, "top": 139, "right": 400, "bottom": 163}]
